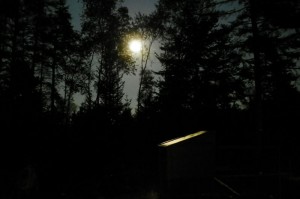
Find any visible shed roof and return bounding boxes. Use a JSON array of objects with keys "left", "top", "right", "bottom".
[{"left": 159, "top": 131, "right": 207, "bottom": 147}]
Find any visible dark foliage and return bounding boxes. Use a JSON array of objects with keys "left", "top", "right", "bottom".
[{"left": 0, "top": 0, "right": 299, "bottom": 198}]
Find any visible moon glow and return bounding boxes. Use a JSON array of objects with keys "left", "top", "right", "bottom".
[{"left": 129, "top": 40, "right": 142, "bottom": 53}]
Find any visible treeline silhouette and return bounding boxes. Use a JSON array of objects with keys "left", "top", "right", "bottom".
[{"left": 0, "top": 0, "right": 300, "bottom": 198}]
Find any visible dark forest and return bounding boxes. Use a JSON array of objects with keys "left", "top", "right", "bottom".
[{"left": 1, "top": 0, "right": 300, "bottom": 198}]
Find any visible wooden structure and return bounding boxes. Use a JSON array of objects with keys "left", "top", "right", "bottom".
[
  {"left": 158, "top": 130, "right": 294, "bottom": 198},
  {"left": 158, "top": 131, "right": 216, "bottom": 199}
]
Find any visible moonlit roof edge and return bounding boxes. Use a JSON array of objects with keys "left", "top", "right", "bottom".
[{"left": 159, "top": 131, "right": 207, "bottom": 147}]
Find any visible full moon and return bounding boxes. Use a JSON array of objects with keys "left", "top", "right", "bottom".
[{"left": 129, "top": 40, "right": 142, "bottom": 53}]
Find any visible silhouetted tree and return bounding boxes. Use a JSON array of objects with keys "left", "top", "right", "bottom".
[
  {"left": 224, "top": 2, "right": 300, "bottom": 196},
  {"left": 227, "top": 0, "right": 300, "bottom": 136},
  {"left": 0, "top": 0, "right": 80, "bottom": 125},
  {"left": 155, "top": 0, "right": 243, "bottom": 139},
  {"left": 131, "top": 12, "right": 162, "bottom": 114},
  {"left": 61, "top": 31, "right": 84, "bottom": 125},
  {"left": 250, "top": 0, "right": 300, "bottom": 29},
  {"left": 0, "top": 0, "right": 45, "bottom": 133},
  {"left": 81, "top": 0, "right": 134, "bottom": 128},
  {"left": 0, "top": 0, "right": 83, "bottom": 198}
]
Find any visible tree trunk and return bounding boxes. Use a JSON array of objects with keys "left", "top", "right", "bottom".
[
  {"left": 51, "top": 59, "right": 56, "bottom": 114},
  {"left": 137, "top": 39, "right": 154, "bottom": 113},
  {"left": 249, "top": 0, "right": 263, "bottom": 135}
]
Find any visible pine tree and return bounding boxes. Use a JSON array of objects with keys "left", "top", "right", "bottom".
[
  {"left": 131, "top": 12, "right": 161, "bottom": 114},
  {"left": 156, "top": 0, "right": 243, "bottom": 138},
  {"left": 0, "top": 0, "right": 43, "bottom": 133},
  {"left": 228, "top": 0, "right": 300, "bottom": 134},
  {"left": 81, "top": 0, "right": 133, "bottom": 127},
  {"left": 0, "top": 0, "right": 83, "bottom": 133},
  {"left": 225, "top": 0, "right": 300, "bottom": 197}
]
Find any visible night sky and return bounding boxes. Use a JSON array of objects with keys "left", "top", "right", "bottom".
[
  {"left": 123, "top": 0, "right": 157, "bottom": 16},
  {"left": 66, "top": 0, "right": 158, "bottom": 109},
  {"left": 65, "top": 1, "right": 242, "bottom": 109},
  {"left": 67, "top": 0, "right": 158, "bottom": 29}
]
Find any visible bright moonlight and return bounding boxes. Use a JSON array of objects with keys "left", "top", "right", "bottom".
[{"left": 129, "top": 40, "right": 142, "bottom": 53}]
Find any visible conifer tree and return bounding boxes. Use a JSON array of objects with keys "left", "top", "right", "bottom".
[
  {"left": 156, "top": 0, "right": 243, "bottom": 138},
  {"left": 227, "top": 0, "right": 300, "bottom": 134},
  {"left": 81, "top": 0, "right": 133, "bottom": 127}
]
